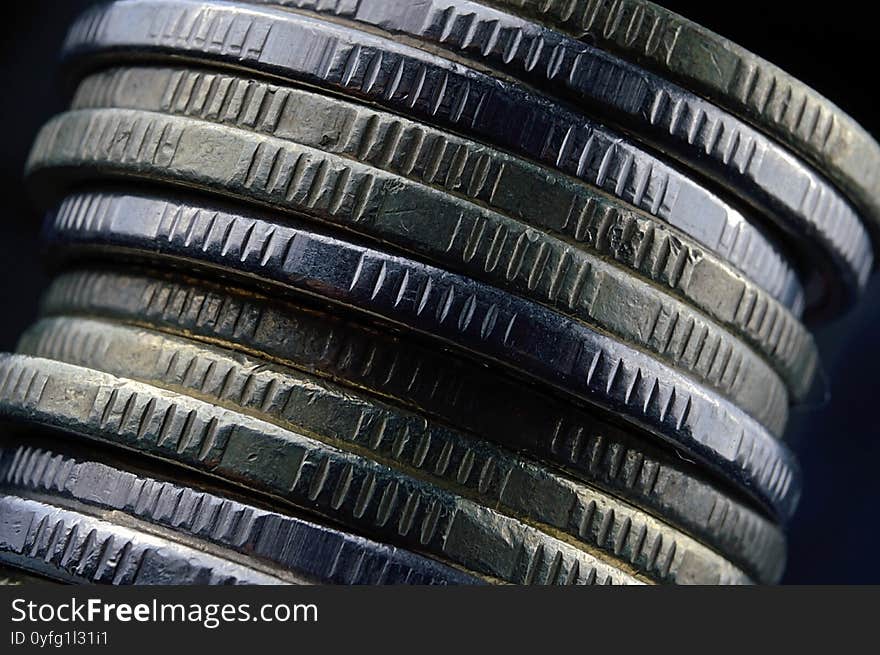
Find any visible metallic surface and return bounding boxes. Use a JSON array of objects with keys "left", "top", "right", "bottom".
[
  {"left": 481, "top": 0, "right": 880, "bottom": 249},
  {"left": 71, "top": 65, "right": 817, "bottom": 390},
  {"left": 60, "top": 0, "right": 805, "bottom": 311},
  {"left": 39, "top": 189, "right": 801, "bottom": 518},
  {"left": 247, "top": 0, "right": 874, "bottom": 314},
  {"left": 0, "top": 494, "right": 290, "bottom": 584},
  {"left": 3, "top": 0, "right": 876, "bottom": 587},
  {"left": 19, "top": 315, "right": 756, "bottom": 584},
  {"left": 0, "top": 440, "right": 483, "bottom": 585},
  {"left": 0, "top": 354, "right": 648, "bottom": 585},
  {"left": 40, "top": 267, "right": 787, "bottom": 582},
  {"left": 26, "top": 106, "right": 795, "bottom": 420}
]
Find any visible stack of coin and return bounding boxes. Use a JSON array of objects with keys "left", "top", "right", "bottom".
[{"left": 0, "top": 0, "right": 876, "bottom": 584}]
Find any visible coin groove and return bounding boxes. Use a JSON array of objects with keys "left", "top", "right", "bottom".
[
  {"left": 0, "top": 441, "right": 483, "bottom": 585},
  {"left": 66, "top": 66, "right": 818, "bottom": 393},
  {"left": 27, "top": 106, "right": 797, "bottom": 420},
  {"left": 19, "top": 314, "right": 756, "bottom": 584},
  {"left": 59, "top": 0, "right": 805, "bottom": 311},
  {"left": 38, "top": 266, "right": 788, "bottom": 582},
  {"left": 480, "top": 0, "right": 880, "bottom": 252},
  {"left": 0, "top": 354, "right": 653, "bottom": 585},
  {"left": 39, "top": 189, "right": 800, "bottom": 517},
  {"left": 0, "top": 494, "right": 287, "bottom": 584},
  {"left": 248, "top": 0, "right": 873, "bottom": 311}
]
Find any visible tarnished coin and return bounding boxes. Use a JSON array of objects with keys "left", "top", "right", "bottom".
[
  {"left": 20, "top": 315, "right": 755, "bottom": 584},
  {"left": 40, "top": 189, "right": 800, "bottom": 518},
  {"left": 481, "top": 0, "right": 880, "bottom": 252},
  {"left": 0, "top": 440, "right": 484, "bottom": 585},
  {"left": 60, "top": 0, "right": 804, "bottom": 311},
  {"left": 0, "top": 354, "right": 648, "bottom": 585},
  {"left": 245, "top": 0, "right": 873, "bottom": 315},
  {"left": 40, "top": 267, "right": 788, "bottom": 583},
  {"left": 26, "top": 106, "right": 795, "bottom": 421},
  {"left": 71, "top": 65, "right": 818, "bottom": 389},
  {"left": 0, "top": 494, "right": 289, "bottom": 584}
]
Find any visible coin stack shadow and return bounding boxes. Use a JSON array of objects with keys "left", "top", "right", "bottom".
[{"left": 0, "top": 0, "right": 877, "bottom": 585}]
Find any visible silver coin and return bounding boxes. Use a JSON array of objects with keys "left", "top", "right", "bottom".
[
  {"left": 19, "top": 315, "right": 755, "bottom": 584},
  {"left": 40, "top": 267, "right": 787, "bottom": 583},
  {"left": 248, "top": 0, "right": 873, "bottom": 313},
  {"left": 0, "top": 354, "right": 646, "bottom": 585},
  {"left": 25, "top": 106, "right": 794, "bottom": 423},
  {"left": 40, "top": 189, "right": 801, "bottom": 519},
  {"left": 59, "top": 0, "right": 805, "bottom": 311},
  {"left": 0, "top": 439, "right": 483, "bottom": 585},
  {"left": 484, "top": 0, "right": 880, "bottom": 253},
  {"left": 70, "top": 65, "right": 817, "bottom": 392},
  {"left": 0, "top": 494, "right": 289, "bottom": 584}
]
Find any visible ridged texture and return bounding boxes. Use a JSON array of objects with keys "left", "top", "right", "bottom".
[
  {"left": 252, "top": 0, "right": 872, "bottom": 309},
  {"left": 0, "top": 444, "right": 482, "bottom": 585},
  {"left": 26, "top": 106, "right": 793, "bottom": 424},
  {"left": 71, "top": 66, "right": 816, "bottom": 389},
  {"left": 0, "top": 495, "right": 284, "bottom": 584},
  {"left": 59, "top": 0, "right": 803, "bottom": 310},
  {"left": 69, "top": 65, "right": 821, "bottom": 396},
  {"left": 19, "top": 316, "right": 755, "bottom": 584},
  {"left": 39, "top": 268, "right": 788, "bottom": 582},
  {"left": 485, "top": 0, "right": 880, "bottom": 250},
  {"left": 38, "top": 188, "right": 801, "bottom": 518},
  {"left": 0, "top": 354, "right": 650, "bottom": 585}
]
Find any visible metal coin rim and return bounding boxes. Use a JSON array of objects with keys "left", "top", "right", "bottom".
[
  {"left": 0, "top": 354, "right": 649, "bottom": 585},
  {"left": 70, "top": 65, "right": 817, "bottom": 390},
  {"left": 60, "top": 0, "right": 805, "bottom": 310},
  {"left": 39, "top": 189, "right": 801, "bottom": 519},
  {"left": 0, "top": 440, "right": 483, "bottom": 585},
  {"left": 250, "top": 0, "right": 873, "bottom": 311},
  {"left": 20, "top": 315, "right": 756, "bottom": 584},
  {"left": 481, "top": 0, "right": 880, "bottom": 250},
  {"left": 39, "top": 267, "right": 787, "bottom": 582},
  {"left": 0, "top": 493, "right": 288, "bottom": 584},
  {"left": 26, "top": 106, "right": 794, "bottom": 426}
]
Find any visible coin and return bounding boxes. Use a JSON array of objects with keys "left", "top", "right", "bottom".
[
  {"left": 26, "top": 106, "right": 797, "bottom": 419},
  {"left": 61, "top": 0, "right": 804, "bottom": 311},
  {"left": 483, "top": 0, "right": 880, "bottom": 252},
  {"left": 40, "top": 267, "right": 787, "bottom": 582},
  {"left": 0, "top": 439, "right": 484, "bottom": 585},
  {"left": 40, "top": 189, "right": 801, "bottom": 518},
  {"left": 73, "top": 65, "right": 817, "bottom": 379},
  {"left": 6, "top": 0, "right": 860, "bottom": 587},
  {"left": 247, "top": 0, "right": 873, "bottom": 316},
  {"left": 0, "top": 494, "right": 290, "bottom": 584},
  {"left": 20, "top": 315, "right": 756, "bottom": 584},
  {"left": 0, "top": 354, "right": 648, "bottom": 585}
]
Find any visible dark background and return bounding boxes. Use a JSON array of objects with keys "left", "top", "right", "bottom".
[{"left": 2, "top": 1, "right": 877, "bottom": 583}]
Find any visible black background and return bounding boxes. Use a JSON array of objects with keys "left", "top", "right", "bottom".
[{"left": 2, "top": 1, "right": 878, "bottom": 583}]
